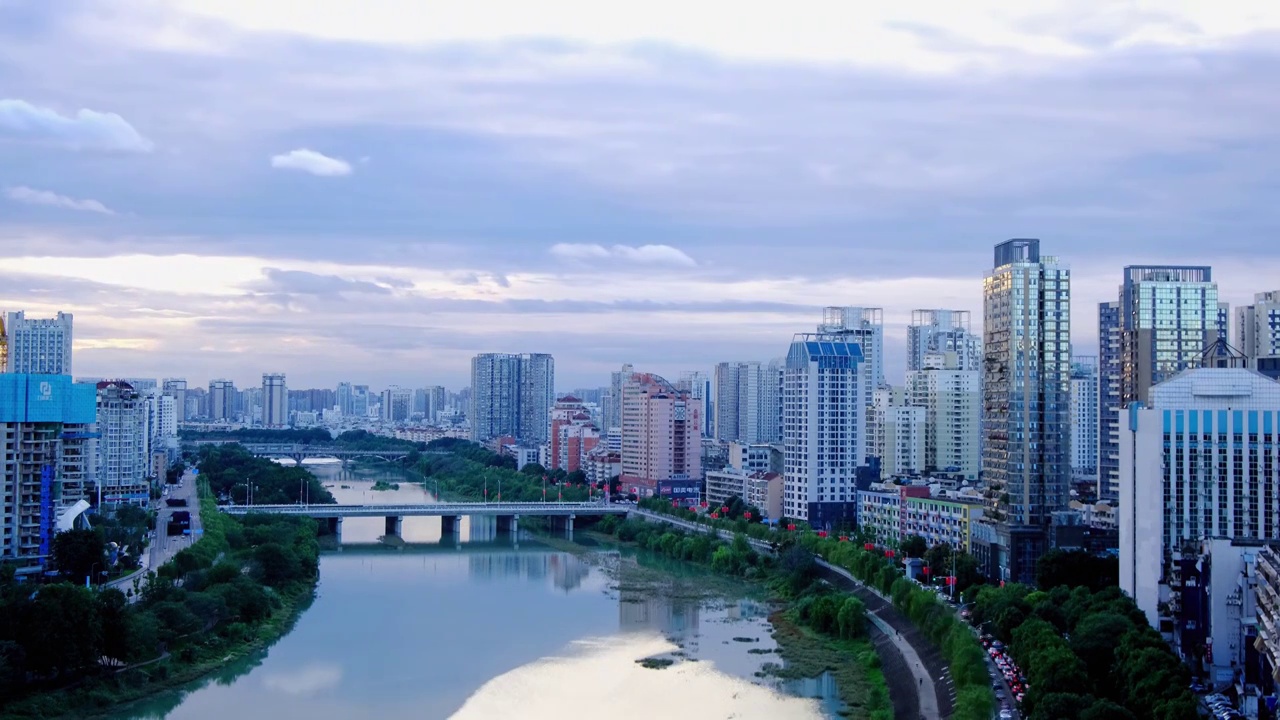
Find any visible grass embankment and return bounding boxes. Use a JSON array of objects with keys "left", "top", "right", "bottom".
[
  {"left": 634, "top": 498, "right": 998, "bottom": 720},
  {"left": 2, "top": 485, "right": 323, "bottom": 718},
  {"left": 589, "top": 514, "right": 893, "bottom": 719}
]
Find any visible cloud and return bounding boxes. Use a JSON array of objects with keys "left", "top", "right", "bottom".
[
  {"left": 261, "top": 663, "right": 343, "bottom": 696},
  {"left": 549, "top": 243, "right": 696, "bottom": 267},
  {"left": 4, "top": 186, "right": 115, "bottom": 215},
  {"left": 269, "top": 148, "right": 353, "bottom": 176},
  {"left": 247, "top": 268, "right": 393, "bottom": 296},
  {"left": 0, "top": 98, "right": 153, "bottom": 152}
]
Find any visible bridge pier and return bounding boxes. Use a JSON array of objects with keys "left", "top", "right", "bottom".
[
  {"left": 552, "top": 514, "right": 575, "bottom": 538},
  {"left": 385, "top": 516, "right": 403, "bottom": 537},
  {"left": 496, "top": 515, "right": 519, "bottom": 536},
  {"left": 440, "top": 514, "right": 462, "bottom": 537},
  {"left": 327, "top": 517, "right": 343, "bottom": 544}
]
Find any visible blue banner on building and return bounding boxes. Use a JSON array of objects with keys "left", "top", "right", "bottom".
[
  {"left": 0, "top": 374, "right": 96, "bottom": 424},
  {"left": 657, "top": 479, "right": 702, "bottom": 500}
]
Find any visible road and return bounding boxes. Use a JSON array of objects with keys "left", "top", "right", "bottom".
[
  {"left": 101, "top": 470, "right": 202, "bottom": 597},
  {"left": 152, "top": 469, "right": 203, "bottom": 568}
]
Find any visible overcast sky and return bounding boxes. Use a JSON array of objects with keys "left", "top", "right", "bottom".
[{"left": 2, "top": 0, "right": 1278, "bottom": 391}]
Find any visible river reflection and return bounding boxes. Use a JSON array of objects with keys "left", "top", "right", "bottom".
[{"left": 107, "top": 464, "right": 844, "bottom": 720}]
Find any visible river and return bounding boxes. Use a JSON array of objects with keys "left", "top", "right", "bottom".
[{"left": 110, "top": 462, "right": 847, "bottom": 720}]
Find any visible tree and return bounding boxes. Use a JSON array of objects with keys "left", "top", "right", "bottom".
[
  {"left": 52, "top": 528, "right": 106, "bottom": 583},
  {"left": 1035, "top": 549, "right": 1119, "bottom": 591},
  {"left": 519, "top": 462, "right": 547, "bottom": 477},
  {"left": 901, "top": 534, "right": 928, "bottom": 558},
  {"left": 18, "top": 584, "right": 103, "bottom": 676}
]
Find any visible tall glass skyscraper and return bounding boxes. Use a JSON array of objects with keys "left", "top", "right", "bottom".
[
  {"left": 1097, "top": 266, "right": 1223, "bottom": 503},
  {"left": 982, "top": 239, "right": 1071, "bottom": 584}
]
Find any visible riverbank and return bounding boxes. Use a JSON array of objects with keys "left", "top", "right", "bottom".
[
  {"left": 551, "top": 523, "right": 893, "bottom": 719},
  {"left": 2, "top": 484, "right": 323, "bottom": 718}
]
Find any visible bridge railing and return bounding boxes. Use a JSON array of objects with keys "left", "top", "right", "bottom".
[{"left": 220, "top": 501, "right": 626, "bottom": 516}]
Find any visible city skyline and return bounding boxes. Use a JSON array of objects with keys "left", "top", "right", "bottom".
[{"left": 1, "top": 2, "right": 1278, "bottom": 388}]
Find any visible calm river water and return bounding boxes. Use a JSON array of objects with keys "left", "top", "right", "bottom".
[{"left": 109, "top": 462, "right": 844, "bottom": 720}]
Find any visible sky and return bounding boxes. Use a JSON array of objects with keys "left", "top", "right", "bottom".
[{"left": 1, "top": 0, "right": 1278, "bottom": 391}]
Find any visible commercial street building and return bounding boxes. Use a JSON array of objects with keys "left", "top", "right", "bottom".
[{"left": 857, "top": 483, "right": 985, "bottom": 553}]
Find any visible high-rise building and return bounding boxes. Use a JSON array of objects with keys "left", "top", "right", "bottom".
[
  {"left": 2, "top": 311, "right": 74, "bottom": 374},
  {"left": 982, "top": 239, "right": 1071, "bottom": 584},
  {"left": 209, "top": 379, "right": 236, "bottom": 422},
  {"left": 380, "top": 386, "right": 412, "bottom": 422},
  {"left": 1069, "top": 357, "right": 1099, "bottom": 482},
  {"left": 906, "top": 351, "right": 982, "bottom": 480},
  {"left": 819, "top": 307, "right": 884, "bottom": 391},
  {"left": 470, "top": 353, "right": 555, "bottom": 444},
  {"left": 619, "top": 372, "right": 701, "bottom": 495},
  {"left": 869, "top": 387, "right": 925, "bottom": 479},
  {"left": 1119, "top": 368, "right": 1280, "bottom": 632},
  {"left": 782, "top": 309, "right": 873, "bottom": 527},
  {"left": 0, "top": 374, "right": 98, "bottom": 568},
  {"left": 677, "top": 371, "right": 712, "bottom": 438},
  {"left": 1098, "top": 266, "right": 1222, "bottom": 503},
  {"left": 1237, "top": 290, "right": 1280, "bottom": 380},
  {"left": 262, "top": 373, "right": 288, "bottom": 427},
  {"left": 336, "top": 382, "right": 353, "bottom": 416},
  {"left": 95, "top": 381, "right": 150, "bottom": 505},
  {"left": 908, "top": 309, "right": 981, "bottom": 372},
  {"left": 548, "top": 396, "right": 600, "bottom": 472},
  {"left": 147, "top": 391, "right": 179, "bottom": 464},
  {"left": 713, "top": 361, "right": 781, "bottom": 444},
  {"left": 605, "top": 363, "right": 635, "bottom": 432},
  {"left": 162, "top": 378, "right": 188, "bottom": 424}
]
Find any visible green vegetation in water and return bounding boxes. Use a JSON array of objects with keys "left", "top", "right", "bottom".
[
  {"left": 732, "top": 636, "right": 759, "bottom": 643},
  {"left": 591, "top": 513, "right": 892, "bottom": 718},
  {"left": 636, "top": 657, "right": 675, "bottom": 670},
  {"left": 0, "top": 451, "right": 325, "bottom": 718},
  {"left": 370, "top": 481, "right": 401, "bottom": 491}
]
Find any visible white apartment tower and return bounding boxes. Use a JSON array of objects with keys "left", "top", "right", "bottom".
[
  {"left": 262, "top": 373, "right": 288, "bottom": 428},
  {"left": 783, "top": 309, "right": 872, "bottom": 526},
  {"left": 162, "top": 378, "right": 188, "bottom": 424},
  {"left": 95, "top": 381, "right": 150, "bottom": 505},
  {"left": 1119, "top": 368, "right": 1280, "bottom": 629},
  {"left": 1069, "top": 357, "right": 1100, "bottom": 479},
  {"left": 906, "top": 351, "right": 982, "bottom": 480},
  {"left": 1237, "top": 290, "right": 1280, "bottom": 380},
  {"left": 870, "top": 386, "right": 925, "bottom": 479},
  {"left": 908, "top": 309, "right": 981, "bottom": 372},
  {"left": 3, "top": 311, "right": 73, "bottom": 375}
]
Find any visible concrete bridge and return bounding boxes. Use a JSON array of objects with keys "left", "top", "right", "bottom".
[
  {"left": 185, "top": 440, "right": 445, "bottom": 465},
  {"left": 221, "top": 501, "right": 627, "bottom": 541}
]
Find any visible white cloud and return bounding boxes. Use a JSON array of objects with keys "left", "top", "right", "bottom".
[
  {"left": 4, "top": 186, "right": 115, "bottom": 215},
  {"left": 269, "top": 148, "right": 353, "bottom": 177},
  {"left": 0, "top": 98, "right": 153, "bottom": 152},
  {"left": 172, "top": 0, "right": 1280, "bottom": 70},
  {"left": 261, "top": 663, "right": 343, "bottom": 696},
  {"left": 550, "top": 243, "right": 696, "bottom": 267}
]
